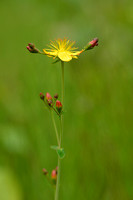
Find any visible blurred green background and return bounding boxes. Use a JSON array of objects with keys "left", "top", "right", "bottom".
[{"left": 0, "top": 0, "right": 133, "bottom": 200}]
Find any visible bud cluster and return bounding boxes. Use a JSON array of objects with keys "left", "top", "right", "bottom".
[
  {"left": 39, "top": 92, "right": 63, "bottom": 116},
  {"left": 42, "top": 167, "right": 58, "bottom": 186}
]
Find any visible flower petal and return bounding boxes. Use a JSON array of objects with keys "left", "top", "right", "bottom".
[
  {"left": 72, "top": 56, "right": 78, "bottom": 59},
  {"left": 71, "top": 50, "right": 83, "bottom": 56},
  {"left": 58, "top": 52, "right": 72, "bottom": 62},
  {"left": 43, "top": 49, "right": 57, "bottom": 57}
]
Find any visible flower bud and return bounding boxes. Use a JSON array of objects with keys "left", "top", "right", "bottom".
[
  {"left": 28, "top": 43, "right": 35, "bottom": 49},
  {"left": 42, "top": 168, "right": 48, "bottom": 175},
  {"left": 46, "top": 93, "right": 52, "bottom": 101},
  {"left": 56, "top": 100, "right": 62, "bottom": 114},
  {"left": 54, "top": 93, "right": 58, "bottom": 99},
  {"left": 51, "top": 169, "right": 57, "bottom": 180},
  {"left": 89, "top": 38, "right": 98, "bottom": 47},
  {"left": 84, "top": 38, "right": 99, "bottom": 51},
  {"left": 51, "top": 169, "right": 57, "bottom": 185},
  {"left": 26, "top": 43, "right": 40, "bottom": 53},
  {"left": 40, "top": 92, "right": 45, "bottom": 100}
]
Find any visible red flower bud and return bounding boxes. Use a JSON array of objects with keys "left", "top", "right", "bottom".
[
  {"left": 88, "top": 38, "right": 99, "bottom": 47},
  {"left": 51, "top": 169, "right": 57, "bottom": 180},
  {"left": 45, "top": 93, "right": 53, "bottom": 107},
  {"left": 40, "top": 92, "right": 45, "bottom": 100},
  {"left": 56, "top": 100, "right": 62, "bottom": 108},
  {"left": 26, "top": 43, "right": 40, "bottom": 53},
  {"left": 26, "top": 46, "right": 32, "bottom": 52},
  {"left": 46, "top": 93, "right": 52, "bottom": 101},
  {"left": 84, "top": 38, "right": 99, "bottom": 51},
  {"left": 28, "top": 43, "right": 35, "bottom": 49},
  {"left": 56, "top": 100, "right": 62, "bottom": 113}
]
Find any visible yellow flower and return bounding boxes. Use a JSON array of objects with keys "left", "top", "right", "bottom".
[{"left": 43, "top": 38, "right": 83, "bottom": 62}]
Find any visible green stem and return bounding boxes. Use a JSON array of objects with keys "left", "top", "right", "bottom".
[
  {"left": 59, "top": 118, "right": 62, "bottom": 146},
  {"left": 61, "top": 61, "right": 65, "bottom": 106},
  {"left": 55, "top": 156, "right": 60, "bottom": 200},
  {"left": 60, "top": 61, "right": 64, "bottom": 146},
  {"left": 55, "top": 61, "right": 65, "bottom": 200},
  {"left": 51, "top": 110, "right": 60, "bottom": 146},
  {"left": 52, "top": 107, "right": 60, "bottom": 116}
]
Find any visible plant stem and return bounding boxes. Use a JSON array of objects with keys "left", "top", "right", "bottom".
[
  {"left": 51, "top": 110, "right": 60, "bottom": 146},
  {"left": 55, "top": 61, "right": 65, "bottom": 200},
  {"left": 60, "top": 61, "right": 64, "bottom": 146},
  {"left": 61, "top": 61, "right": 65, "bottom": 106},
  {"left": 55, "top": 156, "right": 60, "bottom": 200},
  {"left": 52, "top": 107, "right": 60, "bottom": 116}
]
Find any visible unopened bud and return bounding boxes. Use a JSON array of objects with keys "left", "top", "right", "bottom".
[
  {"left": 56, "top": 100, "right": 62, "bottom": 114},
  {"left": 40, "top": 92, "right": 45, "bottom": 100},
  {"left": 89, "top": 38, "right": 98, "bottom": 47},
  {"left": 51, "top": 169, "right": 57, "bottom": 180},
  {"left": 26, "top": 46, "right": 32, "bottom": 52},
  {"left": 42, "top": 168, "right": 48, "bottom": 175},
  {"left": 54, "top": 93, "right": 58, "bottom": 99},
  {"left": 84, "top": 38, "right": 99, "bottom": 51},
  {"left": 28, "top": 43, "right": 35, "bottom": 49},
  {"left": 26, "top": 43, "right": 40, "bottom": 53},
  {"left": 46, "top": 93, "right": 52, "bottom": 101}
]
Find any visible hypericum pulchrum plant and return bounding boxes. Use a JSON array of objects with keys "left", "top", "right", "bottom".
[{"left": 27, "top": 38, "right": 99, "bottom": 200}]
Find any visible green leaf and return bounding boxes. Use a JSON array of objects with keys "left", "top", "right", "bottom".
[
  {"left": 57, "top": 148, "right": 65, "bottom": 159},
  {"left": 51, "top": 146, "right": 65, "bottom": 159}
]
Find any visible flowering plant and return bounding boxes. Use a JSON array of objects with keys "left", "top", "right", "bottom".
[{"left": 27, "top": 37, "right": 98, "bottom": 200}]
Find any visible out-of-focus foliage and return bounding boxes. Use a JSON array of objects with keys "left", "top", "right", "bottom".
[
  {"left": 0, "top": 0, "right": 133, "bottom": 200},
  {"left": 0, "top": 167, "right": 22, "bottom": 200}
]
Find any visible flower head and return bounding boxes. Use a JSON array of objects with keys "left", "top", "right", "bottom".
[
  {"left": 43, "top": 38, "right": 83, "bottom": 62},
  {"left": 27, "top": 38, "right": 99, "bottom": 62}
]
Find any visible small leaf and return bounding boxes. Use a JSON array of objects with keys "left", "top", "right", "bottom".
[
  {"left": 57, "top": 148, "right": 65, "bottom": 159},
  {"left": 51, "top": 146, "right": 65, "bottom": 159},
  {"left": 50, "top": 145, "right": 59, "bottom": 150}
]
